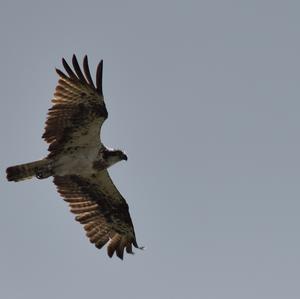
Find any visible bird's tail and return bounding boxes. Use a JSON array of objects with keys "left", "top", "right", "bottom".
[{"left": 6, "top": 159, "right": 52, "bottom": 182}]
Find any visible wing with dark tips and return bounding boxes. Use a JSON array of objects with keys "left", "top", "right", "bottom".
[
  {"left": 43, "top": 55, "right": 107, "bottom": 157},
  {"left": 53, "top": 172, "right": 139, "bottom": 260}
]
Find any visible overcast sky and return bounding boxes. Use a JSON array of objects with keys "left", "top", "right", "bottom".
[{"left": 1, "top": 1, "right": 300, "bottom": 298}]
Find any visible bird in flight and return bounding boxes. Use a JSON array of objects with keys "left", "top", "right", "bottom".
[{"left": 6, "top": 55, "right": 141, "bottom": 259}]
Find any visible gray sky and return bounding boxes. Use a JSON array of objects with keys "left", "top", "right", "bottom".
[{"left": 1, "top": 1, "right": 300, "bottom": 298}]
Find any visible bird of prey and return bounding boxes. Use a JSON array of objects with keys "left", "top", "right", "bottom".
[{"left": 6, "top": 55, "right": 141, "bottom": 259}]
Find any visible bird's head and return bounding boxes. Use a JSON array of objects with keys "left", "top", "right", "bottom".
[{"left": 102, "top": 149, "right": 128, "bottom": 167}]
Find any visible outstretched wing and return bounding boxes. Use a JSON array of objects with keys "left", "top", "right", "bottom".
[
  {"left": 43, "top": 55, "right": 108, "bottom": 157},
  {"left": 53, "top": 172, "right": 139, "bottom": 259}
]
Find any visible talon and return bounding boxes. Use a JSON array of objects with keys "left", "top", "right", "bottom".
[
  {"left": 35, "top": 163, "right": 53, "bottom": 179},
  {"left": 36, "top": 170, "right": 45, "bottom": 179}
]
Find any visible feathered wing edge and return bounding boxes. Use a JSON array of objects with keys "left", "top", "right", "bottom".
[
  {"left": 56, "top": 54, "right": 103, "bottom": 96},
  {"left": 53, "top": 175, "right": 141, "bottom": 260},
  {"left": 43, "top": 55, "right": 107, "bottom": 155}
]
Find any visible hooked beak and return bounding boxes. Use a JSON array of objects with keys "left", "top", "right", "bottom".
[{"left": 122, "top": 153, "right": 128, "bottom": 161}]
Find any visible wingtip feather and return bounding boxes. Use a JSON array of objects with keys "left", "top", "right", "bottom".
[
  {"left": 83, "top": 55, "right": 95, "bottom": 88},
  {"left": 96, "top": 60, "right": 103, "bottom": 96},
  {"left": 62, "top": 57, "right": 77, "bottom": 79},
  {"left": 55, "top": 68, "right": 67, "bottom": 78},
  {"left": 72, "top": 55, "right": 87, "bottom": 83}
]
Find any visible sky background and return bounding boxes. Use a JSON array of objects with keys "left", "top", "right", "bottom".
[{"left": 1, "top": 1, "right": 300, "bottom": 298}]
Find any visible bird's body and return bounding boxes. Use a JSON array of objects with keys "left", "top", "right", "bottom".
[
  {"left": 6, "top": 55, "right": 140, "bottom": 259},
  {"left": 54, "top": 146, "right": 100, "bottom": 176}
]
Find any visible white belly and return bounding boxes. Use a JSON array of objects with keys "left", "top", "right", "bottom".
[{"left": 53, "top": 147, "right": 99, "bottom": 177}]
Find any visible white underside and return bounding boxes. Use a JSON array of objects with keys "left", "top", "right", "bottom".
[
  {"left": 51, "top": 116, "right": 108, "bottom": 177},
  {"left": 53, "top": 146, "right": 100, "bottom": 177}
]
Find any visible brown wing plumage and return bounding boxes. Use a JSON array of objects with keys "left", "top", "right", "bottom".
[
  {"left": 53, "top": 173, "right": 139, "bottom": 259},
  {"left": 43, "top": 55, "right": 108, "bottom": 157}
]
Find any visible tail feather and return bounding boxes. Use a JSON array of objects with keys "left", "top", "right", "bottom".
[{"left": 6, "top": 159, "right": 51, "bottom": 182}]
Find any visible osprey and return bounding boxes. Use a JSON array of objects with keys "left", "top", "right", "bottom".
[{"left": 6, "top": 55, "right": 141, "bottom": 259}]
